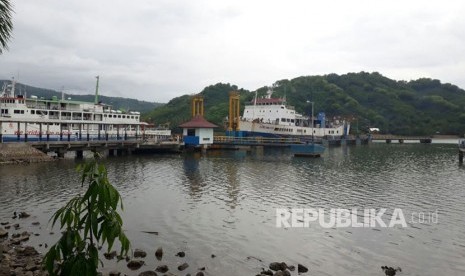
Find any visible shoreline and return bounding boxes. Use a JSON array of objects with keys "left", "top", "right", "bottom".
[{"left": 1, "top": 219, "right": 313, "bottom": 276}]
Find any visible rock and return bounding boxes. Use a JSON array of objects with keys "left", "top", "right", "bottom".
[
  {"left": 269, "top": 262, "right": 287, "bottom": 271},
  {"left": 138, "top": 271, "right": 158, "bottom": 276},
  {"left": 25, "top": 262, "right": 38, "bottom": 272},
  {"left": 12, "top": 233, "right": 20, "bottom": 238},
  {"left": 13, "top": 223, "right": 20, "bottom": 230},
  {"left": 178, "top": 262, "right": 189, "bottom": 271},
  {"left": 22, "top": 246, "right": 38, "bottom": 256},
  {"left": 381, "top": 266, "right": 401, "bottom": 276},
  {"left": 109, "top": 271, "right": 121, "bottom": 276},
  {"left": 18, "top": 212, "right": 31, "bottom": 219},
  {"left": 19, "top": 233, "right": 30, "bottom": 242},
  {"left": 134, "top": 249, "right": 147, "bottom": 258},
  {"left": 31, "top": 222, "right": 40, "bottom": 226},
  {"left": 0, "top": 228, "right": 8, "bottom": 238},
  {"left": 104, "top": 251, "right": 117, "bottom": 260},
  {"left": 260, "top": 269, "right": 273, "bottom": 275},
  {"left": 195, "top": 272, "right": 205, "bottom": 276},
  {"left": 155, "top": 247, "right": 163, "bottom": 261},
  {"left": 10, "top": 238, "right": 21, "bottom": 245},
  {"left": 175, "top": 251, "right": 185, "bottom": 257},
  {"left": 4, "top": 225, "right": 10, "bottom": 230},
  {"left": 155, "top": 265, "right": 169, "bottom": 273},
  {"left": 273, "top": 271, "right": 286, "bottom": 276},
  {"left": 0, "top": 222, "right": 8, "bottom": 226},
  {"left": 287, "top": 265, "right": 295, "bottom": 271},
  {"left": 297, "top": 264, "right": 308, "bottom": 273},
  {"left": 211, "top": 254, "right": 216, "bottom": 258},
  {"left": 127, "top": 260, "right": 144, "bottom": 270},
  {"left": 198, "top": 267, "right": 205, "bottom": 270}
]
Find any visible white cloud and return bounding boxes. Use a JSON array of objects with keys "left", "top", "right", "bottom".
[{"left": 1, "top": 0, "right": 464, "bottom": 102}]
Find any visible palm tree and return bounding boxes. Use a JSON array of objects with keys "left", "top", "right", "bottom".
[{"left": 0, "top": 0, "right": 13, "bottom": 54}]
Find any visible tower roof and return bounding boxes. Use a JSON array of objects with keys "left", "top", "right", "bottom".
[{"left": 179, "top": 115, "right": 218, "bottom": 128}]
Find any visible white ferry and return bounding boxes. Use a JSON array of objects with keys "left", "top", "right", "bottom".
[
  {"left": 0, "top": 78, "right": 170, "bottom": 142},
  {"left": 231, "top": 88, "right": 350, "bottom": 140}
]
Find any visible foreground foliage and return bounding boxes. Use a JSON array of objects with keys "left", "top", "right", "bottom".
[{"left": 44, "top": 153, "right": 130, "bottom": 276}]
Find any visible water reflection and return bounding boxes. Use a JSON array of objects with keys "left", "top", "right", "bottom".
[
  {"left": 0, "top": 143, "right": 464, "bottom": 275},
  {"left": 182, "top": 152, "right": 204, "bottom": 199}
]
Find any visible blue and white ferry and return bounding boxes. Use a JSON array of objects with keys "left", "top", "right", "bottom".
[
  {"left": 0, "top": 78, "right": 170, "bottom": 142},
  {"left": 236, "top": 88, "right": 350, "bottom": 140}
]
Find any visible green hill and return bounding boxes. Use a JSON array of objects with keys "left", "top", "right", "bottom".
[
  {"left": 1, "top": 80, "right": 163, "bottom": 113},
  {"left": 144, "top": 72, "right": 465, "bottom": 136}
]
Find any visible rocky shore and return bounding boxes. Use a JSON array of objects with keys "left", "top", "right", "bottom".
[
  {"left": 0, "top": 144, "right": 52, "bottom": 164},
  {"left": 1, "top": 214, "right": 401, "bottom": 276},
  {"left": 0, "top": 223, "right": 47, "bottom": 276}
]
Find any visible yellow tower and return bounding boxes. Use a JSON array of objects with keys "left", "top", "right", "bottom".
[
  {"left": 228, "top": 91, "right": 240, "bottom": 131},
  {"left": 191, "top": 95, "right": 204, "bottom": 117}
]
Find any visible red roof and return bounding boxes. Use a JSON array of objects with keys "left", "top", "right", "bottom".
[
  {"left": 179, "top": 115, "right": 218, "bottom": 128},
  {"left": 251, "top": 98, "right": 284, "bottom": 104}
]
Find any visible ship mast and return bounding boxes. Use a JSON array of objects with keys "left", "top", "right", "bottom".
[{"left": 94, "top": 75, "right": 100, "bottom": 104}]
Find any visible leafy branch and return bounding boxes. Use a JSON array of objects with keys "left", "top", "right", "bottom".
[{"left": 44, "top": 153, "right": 130, "bottom": 276}]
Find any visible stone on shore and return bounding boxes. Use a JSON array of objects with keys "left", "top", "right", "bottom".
[
  {"left": 178, "top": 262, "right": 189, "bottom": 271},
  {"left": 0, "top": 144, "right": 53, "bottom": 163},
  {"left": 0, "top": 228, "right": 8, "bottom": 238},
  {"left": 155, "top": 247, "right": 163, "bottom": 261},
  {"left": 269, "top": 262, "right": 287, "bottom": 271},
  {"left": 175, "top": 251, "right": 185, "bottom": 257},
  {"left": 155, "top": 264, "right": 169, "bottom": 273},
  {"left": 298, "top": 264, "right": 308, "bottom": 273},
  {"left": 127, "top": 260, "right": 145, "bottom": 270},
  {"left": 134, "top": 249, "right": 147, "bottom": 258},
  {"left": 138, "top": 271, "right": 158, "bottom": 276},
  {"left": 104, "top": 251, "right": 117, "bottom": 260}
]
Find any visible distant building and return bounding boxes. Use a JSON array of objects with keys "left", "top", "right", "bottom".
[
  {"left": 369, "top": 128, "right": 380, "bottom": 133},
  {"left": 179, "top": 115, "right": 217, "bottom": 146}
]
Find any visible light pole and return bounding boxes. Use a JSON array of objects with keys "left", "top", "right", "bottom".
[{"left": 306, "top": 100, "right": 314, "bottom": 142}]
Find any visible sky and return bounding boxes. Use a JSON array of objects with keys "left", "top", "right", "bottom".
[{"left": 1, "top": 0, "right": 464, "bottom": 102}]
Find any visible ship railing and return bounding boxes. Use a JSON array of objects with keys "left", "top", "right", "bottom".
[{"left": 214, "top": 135, "right": 303, "bottom": 145}]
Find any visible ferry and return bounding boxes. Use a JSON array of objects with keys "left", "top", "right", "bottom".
[
  {"left": 0, "top": 78, "right": 170, "bottom": 142},
  {"left": 230, "top": 87, "right": 350, "bottom": 140}
]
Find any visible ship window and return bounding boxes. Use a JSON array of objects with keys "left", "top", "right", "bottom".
[
  {"left": 31, "top": 110, "right": 35, "bottom": 114},
  {"left": 118, "top": 115, "right": 121, "bottom": 118},
  {"left": 291, "top": 119, "right": 294, "bottom": 123},
  {"left": 281, "top": 118, "right": 285, "bottom": 122},
  {"left": 104, "top": 114, "right": 107, "bottom": 117}
]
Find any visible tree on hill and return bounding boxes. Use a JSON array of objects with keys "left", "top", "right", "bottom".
[{"left": 144, "top": 72, "right": 465, "bottom": 136}]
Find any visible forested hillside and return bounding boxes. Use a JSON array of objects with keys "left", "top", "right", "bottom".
[{"left": 144, "top": 72, "right": 465, "bottom": 135}]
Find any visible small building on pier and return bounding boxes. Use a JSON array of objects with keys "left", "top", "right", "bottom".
[{"left": 179, "top": 115, "right": 217, "bottom": 146}]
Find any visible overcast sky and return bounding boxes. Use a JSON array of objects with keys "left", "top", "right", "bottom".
[{"left": 1, "top": 0, "right": 464, "bottom": 102}]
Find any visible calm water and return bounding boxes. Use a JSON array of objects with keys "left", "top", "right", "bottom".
[{"left": 1, "top": 143, "right": 464, "bottom": 276}]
